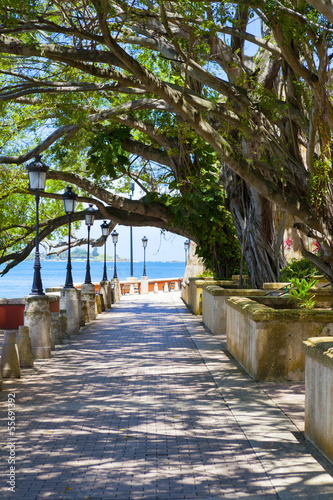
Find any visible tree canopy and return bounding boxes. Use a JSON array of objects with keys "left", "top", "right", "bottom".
[{"left": 0, "top": 1, "right": 333, "bottom": 285}]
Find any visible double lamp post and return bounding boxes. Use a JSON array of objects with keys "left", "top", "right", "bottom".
[
  {"left": 26, "top": 155, "right": 151, "bottom": 292},
  {"left": 26, "top": 155, "right": 114, "bottom": 293}
]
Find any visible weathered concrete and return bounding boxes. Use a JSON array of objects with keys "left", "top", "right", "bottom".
[
  {"left": 24, "top": 295, "right": 51, "bottom": 359},
  {"left": 17, "top": 325, "right": 34, "bottom": 368},
  {"left": 59, "top": 287, "right": 80, "bottom": 337},
  {"left": 111, "top": 278, "right": 121, "bottom": 302},
  {"left": 303, "top": 337, "right": 333, "bottom": 464},
  {"left": 99, "top": 280, "right": 111, "bottom": 309},
  {"left": 226, "top": 296, "right": 333, "bottom": 381},
  {"left": 95, "top": 293, "right": 102, "bottom": 315},
  {"left": 140, "top": 275, "right": 149, "bottom": 294},
  {"left": 51, "top": 312, "right": 62, "bottom": 345},
  {"left": 1, "top": 330, "right": 20, "bottom": 378},
  {"left": 81, "top": 283, "right": 96, "bottom": 322},
  {"left": 185, "top": 278, "right": 236, "bottom": 315},
  {"left": 80, "top": 299, "right": 89, "bottom": 325},
  {"left": 202, "top": 285, "right": 265, "bottom": 336},
  {"left": 59, "top": 309, "right": 68, "bottom": 340}
]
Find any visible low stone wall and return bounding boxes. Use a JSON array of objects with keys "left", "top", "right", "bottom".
[
  {"left": 202, "top": 287, "right": 265, "bottom": 337},
  {"left": 303, "top": 337, "right": 333, "bottom": 464},
  {"left": 185, "top": 278, "right": 236, "bottom": 315},
  {"left": 0, "top": 296, "right": 59, "bottom": 330},
  {"left": 226, "top": 296, "right": 333, "bottom": 381}
]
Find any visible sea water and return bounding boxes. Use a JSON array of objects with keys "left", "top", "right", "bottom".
[{"left": 0, "top": 260, "right": 186, "bottom": 298}]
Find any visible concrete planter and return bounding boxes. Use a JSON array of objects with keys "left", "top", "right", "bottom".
[
  {"left": 302, "top": 337, "right": 333, "bottom": 464},
  {"left": 202, "top": 286, "right": 265, "bottom": 337},
  {"left": 184, "top": 278, "right": 236, "bottom": 315},
  {"left": 226, "top": 295, "right": 333, "bottom": 381}
]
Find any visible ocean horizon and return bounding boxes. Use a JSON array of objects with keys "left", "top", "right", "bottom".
[{"left": 0, "top": 260, "right": 186, "bottom": 299}]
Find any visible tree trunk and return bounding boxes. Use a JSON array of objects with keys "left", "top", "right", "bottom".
[{"left": 223, "top": 170, "right": 285, "bottom": 288}]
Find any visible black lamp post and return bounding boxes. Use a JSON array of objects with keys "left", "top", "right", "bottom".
[
  {"left": 62, "top": 186, "right": 77, "bottom": 288},
  {"left": 84, "top": 204, "right": 96, "bottom": 284},
  {"left": 184, "top": 239, "right": 190, "bottom": 265},
  {"left": 101, "top": 220, "right": 110, "bottom": 281},
  {"left": 142, "top": 236, "right": 148, "bottom": 277},
  {"left": 129, "top": 182, "right": 135, "bottom": 276},
  {"left": 111, "top": 229, "right": 119, "bottom": 279},
  {"left": 26, "top": 154, "right": 49, "bottom": 295}
]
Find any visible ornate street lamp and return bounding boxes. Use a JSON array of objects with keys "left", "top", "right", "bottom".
[
  {"left": 26, "top": 154, "right": 49, "bottom": 295},
  {"left": 62, "top": 186, "right": 77, "bottom": 288},
  {"left": 142, "top": 236, "right": 148, "bottom": 277},
  {"left": 111, "top": 229, "right": 119, "bottom": 279},
  {"left": 129, "top": 182, "right": 135, "bottom": 277},
  {"left": 184, "top": 239, "right": 190, "bottom": 265},
  {"left": 84, "top": 204, "right": 97, "bottom": 284},
  {"left": 101, "top": 220, "right": 110, "bottom": 281}
]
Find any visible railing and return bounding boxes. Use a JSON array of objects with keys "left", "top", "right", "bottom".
[{"left": 120, "top": 277, "right": 182, "bottom": 294}]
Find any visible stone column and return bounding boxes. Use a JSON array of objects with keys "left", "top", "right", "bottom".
[
  {"left": 100, "top": 281, "right": 112, "bottom": 309},
  {"left": 17, "top": 326, "right": 34, "bottom": 368},
  {"left": 80, "top": 299, "right": 89, "bottom": 325},
  {"left": 81, "top": 283, "right": 96, "bottom": 322},
  {"left": 95, "top": 294, "right": 102, "bottom": 315},
  {"left": 60, "top": 287, "right": 80, "bottom": 337},
  {"left": 154, "top": 282, "right": 159, "bottom": 293},
  {"left": 111, "top": 278, "right": 121, "bottom": 302},
  {"left": 1, "top": 331, "right": 20, "bottom": 378},
  {"left": 51, "top": 312, "right": 62, "bottom": 345},
  {"left": 59, "top": 309, "right": 68, "bottom": 340},
  {"left": 24, "top": 295, "right": 51, "bottom": 359},
  {"left": 99, "top": 293, "right": 105, "bottom": 312},
  {"left": 141, "top": 276, "right": 149, "bottom": 295},
  {"left": 174, "top": 281, "right": 179, "bottom": 291},
  {"left": 163, "top": 282, "right": 169, "bottom": 292}
]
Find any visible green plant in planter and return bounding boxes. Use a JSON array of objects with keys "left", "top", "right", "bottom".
[
  {"left": 286, "top": 277, "right": 319, "bottom": 309},
  {"left": 280, "top": 257, "right": 317, "bottom": 281}
]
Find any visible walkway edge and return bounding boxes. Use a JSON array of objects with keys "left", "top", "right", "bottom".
[{"left": 173, "top": 295, "right": 333, "bottom": 500}]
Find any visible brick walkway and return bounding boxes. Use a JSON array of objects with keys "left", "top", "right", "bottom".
[{"left": 1, "top": 292, "right": 333, "bottom": 499}]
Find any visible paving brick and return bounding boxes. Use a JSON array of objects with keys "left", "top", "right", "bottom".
[{"left": 0, "top": 292, "right": 332, "bottom": 499}]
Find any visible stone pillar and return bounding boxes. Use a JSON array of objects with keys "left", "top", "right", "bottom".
[
  {"left": 59, "top": 309, "right": 68, "bottom": 340},
  {"left": 81, "top": 283, "right": 96, "bottom": 322},
  {"left": 60, "top": 287, "right": 80, "bottom": 337},
  {"left": 1, "top": 331, "right": 20, "bottom": 378},
  {"left": 154, "top": 282, "right": 159, "bottom": 293},
  {"left": 99, "top": 293, "right": 105, "bottom": 312},
  {"left": 81, "top": 299, "right": 89, "bottom": 325},
  {"left": 111, "top": 278, "right": 121, "bottom": 302},
  {"left": 174, "top": 281, "right": 179, "bottom": 291},
  {"left": 141, "top": 276, "right": 149, "bottom": 295},
  {"left": 95, "top": 294, "right": 102, "bottom": 315},
  {"left": 17, "top": 326, "right": 34, "bottom": 368},
  {"left": 24, "top": 295, "right": 51, "bottom": 359},
  {"left": 129, "top": 283, "right": 135, "bottom": 295},
  {"left": 51, "top": 312, "right": 62, "bottom": 345},
  {"left": 163, "top": 282, "right": 169, "bottom": 292},
  {"left": 100, "top": 280, "right": 112, "bottom": 309}
]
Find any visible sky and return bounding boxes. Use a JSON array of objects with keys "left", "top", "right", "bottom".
[
  {"left": 82, "top": 222, "right": 188, "bottom": 263},
  {"left": 76, "top": 183, "right": 188, "bottom": 262}
]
